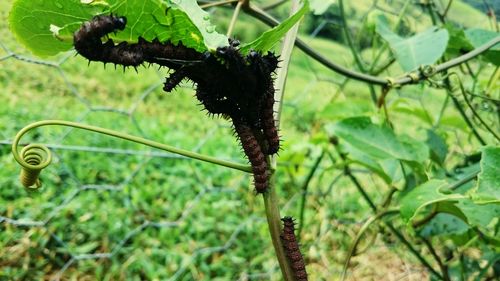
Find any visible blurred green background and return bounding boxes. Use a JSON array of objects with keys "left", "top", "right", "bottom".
[{"left": 1, "top": 0, "right": 497, "bottom": 280}]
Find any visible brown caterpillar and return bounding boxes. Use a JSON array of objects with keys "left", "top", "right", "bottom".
[
  {"left": 281, "top": 217, "right": 308, "bottom": 281},
  {"left": 234, "top": 123, "right": 269, "bottom": 193}
]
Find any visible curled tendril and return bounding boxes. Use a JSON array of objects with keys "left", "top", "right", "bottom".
[
  {"left": 12, "top": 143, "right": 52, "bottom": 190},
  {"left": 12, "top": 120, "right": 252, "bottom": 191}
]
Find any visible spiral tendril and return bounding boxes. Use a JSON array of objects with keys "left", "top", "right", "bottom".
[
  {"left": 15, "top": 144, "right": 52, "bottom": 190},
  {"left": 11, "top": 120, "right": 252, "bottom": 192}
]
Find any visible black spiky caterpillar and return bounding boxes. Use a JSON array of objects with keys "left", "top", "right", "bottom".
[
  {"left": 281, "top": 217, "right": 308, "bottom": 281},
  {"left": 74, "top": 14, "right": 281, "bottom": 193},
  {"left": 74, "top": 15, "right": 203, "bottom": 69}
]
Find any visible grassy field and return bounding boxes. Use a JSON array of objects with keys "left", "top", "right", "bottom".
[{"left": 1, "top": 0, "right": 495, "bottom": 280}]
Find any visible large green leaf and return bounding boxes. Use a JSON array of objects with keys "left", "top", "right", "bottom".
[
  {"left": 326, "top": 116, "right": 429, "bottom": 163},
  {"left": 376, "top": 15, "right": 449, "bottom": 71},
  {"left": 471, "top": 147, "right": 500, "bottom": 204},
  {"left": 465, "top": 28, "right": 500, "bottom": 65},
  {"left": 239, "top": 0, "right": 309, "bottom": 54},
  {"left": 8, "top": 0, "right": 227, "bottom": 57},
  {"left": 400, "top": 180, "right": 465, "bottom": 223}
]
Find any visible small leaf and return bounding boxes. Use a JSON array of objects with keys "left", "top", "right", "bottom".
[
  {"left": 400, "top": 180, "right": 465, "bottom": 223},
  {"left": 465, "top": 28, "right": 500, "bottom": 65},
  {"left": 444, "top": 23, "right": 474, "bottom": 56},
  {"left": 240, "top": 0, "right": 309, "bottom": 54},
  {"left": 471, "top": 147, "right": 500, "bottom": 204},
  {"left": 376, "top": 15, "right": 449, "bottom": 71}
]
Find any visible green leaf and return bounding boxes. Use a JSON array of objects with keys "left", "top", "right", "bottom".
[
  {"left": 376, "top": 15, "right": 449, "bottom": 71},
  {"left": 456, "top": 199, "right": 500, "bottom": 229},
  {"left": 310, "top": 0, "right": 335, "bottom": 15},
  {"left": 319, "top": 99, "right": 374, "bottom": 121},
  {"left": 9, "top": 0, "right": 101, "bottom": 57},
  {"left": 426, "top": 130, "right": 448, "bottom": 165},
  {"left": 419, "top": 213, "right": 470, "bottom": 238},
  {"left": 471, "top": 147, "right": 500, "bottom": 204},
  {"left": 465, "top": 28, "right": 500, "bottom": 65},
  {"left": 400, "top": 180, "right": 465, "bottom": 223},
  {"left": 239, "top": 0, "right": 309, "bottom": 54},
  {"left": 444, "top": 23, "right": 474, "bottom": 56},
  {"left": 340, "top": 143, "right": 393, "bottom": 183},
  {"left": 326, "top": 116, "right": 429, "bottom": 163},
  {"left": 8, "top": 0, "right": 227, "bottom": 57}
]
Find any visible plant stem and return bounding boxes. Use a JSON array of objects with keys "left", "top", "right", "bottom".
[
  {"left": 244, "top": 6, "right": 500, "bottom": 87},
  {"left": 262, "top": 0, "right": 288, "bottom": 11},
  {"left": 337, "top": 0, "right": 377, "bottom": 103},
  {"left": 12, "top": 120, "right": 252, "bottom": 173},
  {"left": 262, "top": 1, "right": 303, "bottom": 280},
  {"left": 452, "top": 74, "right": 500, "bottom": 141},
  {"left": 199, "top": 0, "right": 238, "bottom": 9},
  {"left": 227, "top": 0, "right": 244, "bottom": 37},
  {"left": 448, "top": 87, "right": 487, "bottom": 145},
  {"left": 246, "top": 5, "right": 388, "bottom": 85},
  {"left": 263, "top": 185, "right": 296, "bottom": 281},
  {"left": 332, "top": 143, "right": 443, "bottom": 279},
  {"left": 421, "top": 237, "right": 451, "bottom": 281},
  {"left": 297, "top": 149, "right": 325, "bottom": 239},
  {"left": 341, "top": 209, "right": 400, "bottom": 281}
]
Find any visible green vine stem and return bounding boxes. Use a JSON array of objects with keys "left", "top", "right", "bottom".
[
  {"left": 243, "top": 5, "right": 500, "bottom": 87},
  {"left": 341, "top": 208, "right": 400, "bottom": 281},
  {"left": 12, "top": 120, "right": 252, "bottom": 189},
  {"left": 449, "top": 72, "right": 500, "bottom": 142},
  {"left": 262, "top": 0, "right": 303, "bottom": 280}
]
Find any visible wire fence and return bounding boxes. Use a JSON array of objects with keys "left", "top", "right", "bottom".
[{"left": 0, "top": 0, "right": 472, "bottom": 279}]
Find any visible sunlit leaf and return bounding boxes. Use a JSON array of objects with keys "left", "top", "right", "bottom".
[
  {"left": 8, "top": 0, "right": 227, "bottom": 57},
  {"left": 239, "top": 0, "right": 309, "bottom": 54},
  {"left": 400, "top": 180, "right": 465, "bottom": 223}
]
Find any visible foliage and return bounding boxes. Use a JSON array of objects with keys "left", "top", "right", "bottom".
[
  {"left": 2, "top": 0, "right": 499, "bottom": 280},
  {"left": 9, "top": 0, "right": 229, "bottom": 55}
]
